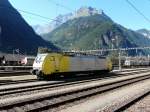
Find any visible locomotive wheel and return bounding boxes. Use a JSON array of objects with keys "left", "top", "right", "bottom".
[
  {"left": 36, "top": 71, "right": 44, "bottom": 80},
  {"left": 31, "top": 70, "right": 36, "bottom": 75}
]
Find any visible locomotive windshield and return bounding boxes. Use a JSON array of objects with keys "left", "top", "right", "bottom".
[{"left": 35, "top": 54, "right": 47, "bottom": 63}]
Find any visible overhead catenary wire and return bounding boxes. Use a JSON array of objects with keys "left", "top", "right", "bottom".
[
  {"left": 0, "top": 0, "right": 77, "bottom": 24},
  {"left": 125, "top": 0, "right": 150, "bottom": 23},
  {"left": 18, "top": 9, "right": 60, "bottom": 22},
  {"left": 0, "top": 5, "right": 62, "bottom": 24}
]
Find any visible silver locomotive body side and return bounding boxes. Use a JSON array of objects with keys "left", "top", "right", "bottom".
[{"left": 69, "top": 56, "right": 107, "bottom": 72}]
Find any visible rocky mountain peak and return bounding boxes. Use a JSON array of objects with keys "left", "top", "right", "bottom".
[
  {"left": 75, "top": 6, "right": 103, "bottom": 18},
  {"left": 33, "top": 6, "right": 104, "bottom": 34}
]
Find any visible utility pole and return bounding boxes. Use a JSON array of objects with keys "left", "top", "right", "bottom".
[
  {"left": 116, "top": 35, "right": 121, "bottom": 71},
  {"left": 119, "top": 52, "right": 121, "bottom": 71},
  {"left": 0, "top": 26, "right": 2, "bottom": 47},
  {"left": 136, "top": 48, "right": 138, "bottom": 56},
  {"left": 111, "top": 38, "right": 115, "bottom": 50},
  {"left": 148, "top": 54, "right": 150, "bottom": 66}
]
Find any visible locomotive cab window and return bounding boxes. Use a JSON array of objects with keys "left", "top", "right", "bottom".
[{"left": 35, "top": 54, "right": 46, "bottom": 63}]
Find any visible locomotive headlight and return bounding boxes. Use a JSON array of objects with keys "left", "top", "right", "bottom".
[{"left": 33, "top": 62, "right": 42, "bottom": 70}]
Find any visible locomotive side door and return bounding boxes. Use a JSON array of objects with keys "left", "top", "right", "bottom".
[{"left": 51, "top": 56, "right": 59, "bottom": 72}]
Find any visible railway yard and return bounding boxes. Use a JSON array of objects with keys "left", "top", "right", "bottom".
[
  {"left": 1, "top": 0, "right": 150, "bottom": 111},
  {"left": 0, "top": 68, "right": 149, "bottom": 112}
]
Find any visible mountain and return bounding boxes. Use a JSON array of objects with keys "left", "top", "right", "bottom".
[
  {"left": 42, "top": 7, "right": 150, "bottom": 55},
  {"left": 0, "top": 0, "right": 58, "bottom": 55},
  {"left": 33, "top": 7, "right": 103, "bottom": 35},
  {"left": 33, "top": 24, "right": 53, "bottom": 35},
  {"left": 136, "top": 29, "right": 150, "bottom": 39}
]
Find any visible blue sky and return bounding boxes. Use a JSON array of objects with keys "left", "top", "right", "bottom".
[{"left": 9, "top": 0, "right": 150, "bottom": 30}]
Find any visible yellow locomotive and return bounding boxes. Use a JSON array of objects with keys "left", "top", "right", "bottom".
[{"left": 32, "top": 52, "right": 112, "bottom": 80}]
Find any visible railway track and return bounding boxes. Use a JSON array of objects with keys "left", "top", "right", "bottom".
[
  {"left": 0, "top": 71, "right": 31, "bottom": 77},
  {"left": 0, "top": 68, "right": 150, "bottom": 111},
  {"left": 122, "top": 92, "right": 150, "bottom": 112},
  {"left": 112, "top": 67, "right": 150, "bottom": 73},
  {"left": 0, "top": 69, "right": 147, "bottom": 95},
  {"left": 0, "top": 68, "right": 149, "bottom": 98},
  {"left": 60, "top": 78, "right": 150, "bottom": 112},
  {"left": 0, "top": 67, "right": 148, "bottom": 78},
  {"left": 116, "top": 90, "right": 150, "bottom": 112},
  {"left": 0, "top": 67, "right": 149, "bottom": 85},
  {"left": 0, "top": 79, "right": 38, "bottom": 85}
]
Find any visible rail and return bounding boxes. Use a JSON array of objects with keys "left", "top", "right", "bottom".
[
  {"left": 0, "top": 69, "right": 150, "bottom": 111},
  {"left": 0, "top": 66, "right": 32, "bottom": 71}
]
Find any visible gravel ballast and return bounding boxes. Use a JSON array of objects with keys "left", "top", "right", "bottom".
[
  {"left": 0, "top": 75, "right": 36, "bottom": 81},
  {"left": 60, "top": 79, "right": 150, "bottom": 112},
  {"left": 0, "top": 72, "right": 150, "bottom": 101},
  {"left": 0, "top": 69, "right": 150, "bottom": 111},
  {"left": 124, "top": 93, "right": 150, "bottom": 112}
]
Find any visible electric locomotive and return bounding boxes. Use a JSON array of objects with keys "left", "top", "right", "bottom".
[{"left": 32, "top": 52, "right": 112, "bottom": 80}]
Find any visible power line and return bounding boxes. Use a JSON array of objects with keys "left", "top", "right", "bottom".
[
  {"left": 0, "top": 5, "right": 62, "bottom": 24},
  {"left": 19, "top": 14, "right": 51, "bottom": 24},
  {"left": 0, "top": 1, "right": 76, "bottom": 25},
  {"left": 125, "top": 0, "right": 150, "bottom": 23},
  {"left": 18, "top": 9, "right": 60, "bottom": 22}
]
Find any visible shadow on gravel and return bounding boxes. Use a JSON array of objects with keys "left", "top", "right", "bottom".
[
  {"left": 0, "top": 72, "right": 122, "bottom": 85},
  {"left": 44, "top": 72, "right": 122, "bottom": 83}
]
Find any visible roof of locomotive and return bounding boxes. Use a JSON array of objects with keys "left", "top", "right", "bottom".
[{"left": 37, "top": 52, "right": 106, "bottom": 59}]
